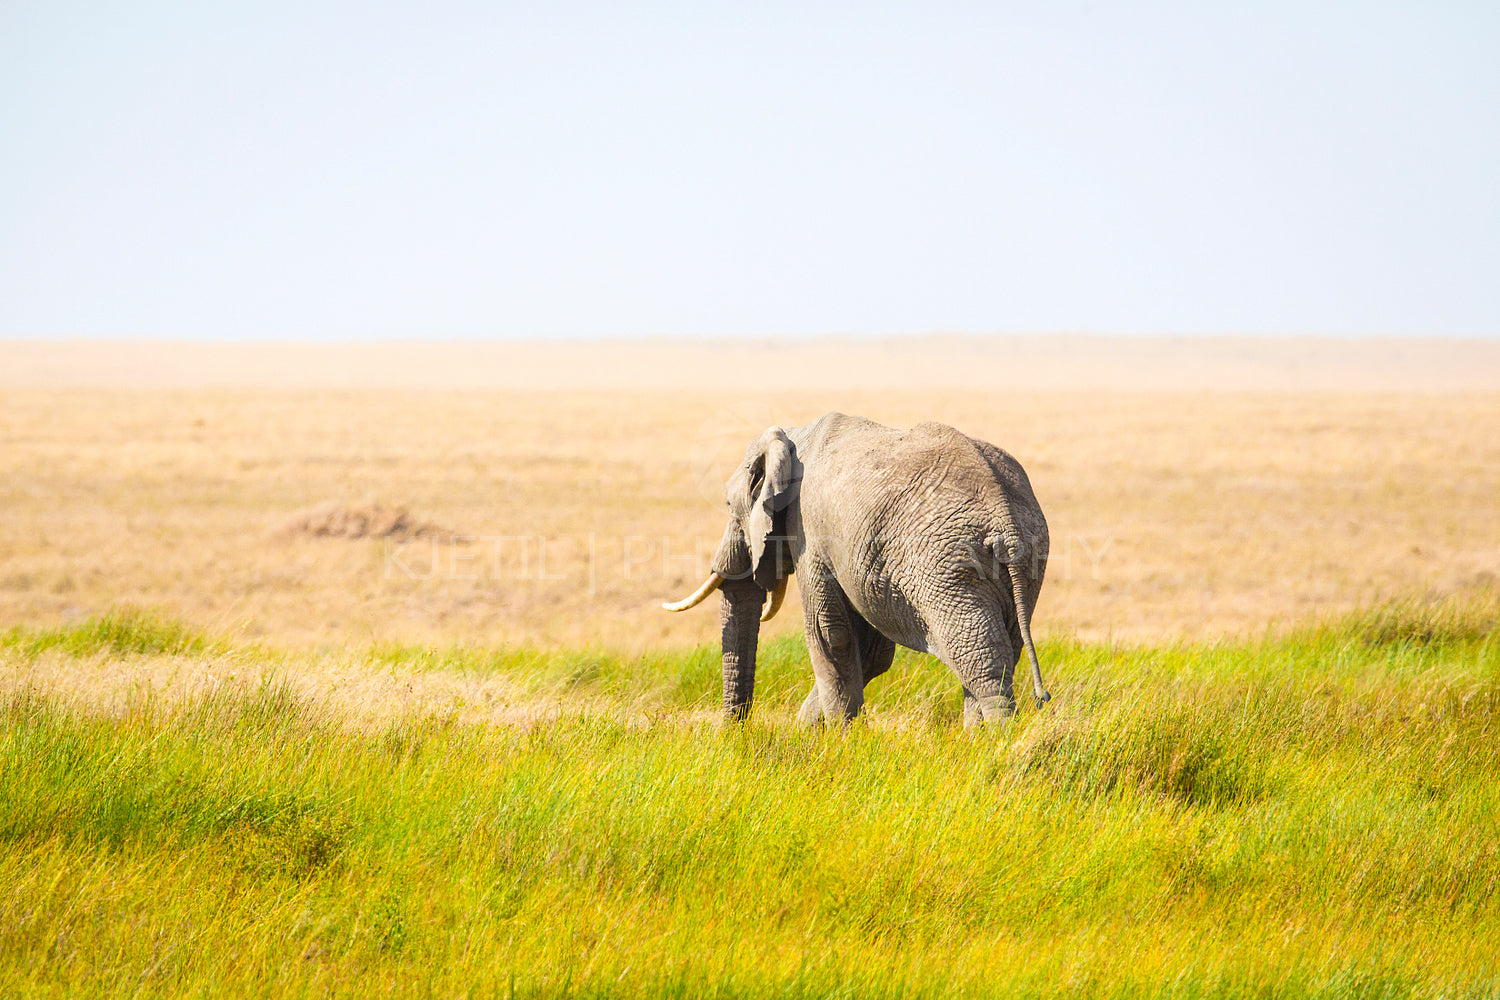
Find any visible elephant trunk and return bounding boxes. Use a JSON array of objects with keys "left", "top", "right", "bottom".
[{"left": 719, "top": 575, "right": 765, "bottom": 721}]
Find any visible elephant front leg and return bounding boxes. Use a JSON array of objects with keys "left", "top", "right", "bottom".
[
  {"left": 799, "top": 569, "right": 865, "bottom": 724},
  {"left": 799, "top": 615, "right": 893, "bottom": 728},
  {"left": 796, "top": 688, "right": 823, "bottom": 728}
]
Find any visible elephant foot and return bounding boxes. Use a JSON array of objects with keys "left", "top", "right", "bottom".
[
  {"left": 963, "top": 694, "right": 982, "bottom": 729},
  {"left": 797, "top": 682, "right": 864, "bottom": 729},
  {"left": 796, "top": 688, "right": 823, "bottom": 729},
  {"left": 964, "top": 693, "right": 1016, "bottom": 728}
]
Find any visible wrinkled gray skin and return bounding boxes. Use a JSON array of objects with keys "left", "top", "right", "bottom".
[{"left": 704, "top": 412, "right": 1049, "bottom": 727}]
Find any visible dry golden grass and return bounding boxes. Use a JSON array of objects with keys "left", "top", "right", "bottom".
[{"left": 1, "top": 338, "right": 1497, "bottom": 651}]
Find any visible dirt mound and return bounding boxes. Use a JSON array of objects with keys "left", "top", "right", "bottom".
[{"left": 279, "top": 501, "right": 459, "bottom": 542}]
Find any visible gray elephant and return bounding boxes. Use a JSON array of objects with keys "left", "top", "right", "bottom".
[{"left": 663, "top": 412, "right": 1050, "bottom": 726}]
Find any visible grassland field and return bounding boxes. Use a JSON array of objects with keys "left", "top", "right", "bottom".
[{"left": 1, "top": 338, "right": 1498, "bottom": 997}]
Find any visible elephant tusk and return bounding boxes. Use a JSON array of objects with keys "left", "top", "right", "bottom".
[
  {"left": 760, "top": 576, "right": 789, "bottom": 622},
  {"left": 662, "top": 573, "right": 724, "bottom": 612}
]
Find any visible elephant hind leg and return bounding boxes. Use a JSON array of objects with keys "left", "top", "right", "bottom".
[
  {"left": 936, "top": 608, "right": 1021, "bottom": 728},
  {"left": 969, "top": 690, "right": 1018, "bottom": 725},
  {"left": 962, "top": 688, "right": 979, "bottom": 727},
  {"left": 959, "top": 677, "right": 1016, "bottom": 727}
]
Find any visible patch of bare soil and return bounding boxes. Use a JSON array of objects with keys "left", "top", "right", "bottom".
[{"left": 278, "top": 501, "right": 461, "bottom": 543}]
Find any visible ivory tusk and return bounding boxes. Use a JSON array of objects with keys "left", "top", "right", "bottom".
[
  {"left": 661, "top": 572, "right": 724, "bottom": 612},
  {"left": 760, "top": 576, "right": 789, "bottom": 622}
]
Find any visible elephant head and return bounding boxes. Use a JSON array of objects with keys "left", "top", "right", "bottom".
[{"left": 662, "top": 426, "right": 801, "bottom": 719}]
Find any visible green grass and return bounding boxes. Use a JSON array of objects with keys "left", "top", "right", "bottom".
[
  {"left": 2, "top": 595, "right": 1499, "bottom": 998},
  {"left": 1, "top": 608, "right": 219, "bottom": 660}
]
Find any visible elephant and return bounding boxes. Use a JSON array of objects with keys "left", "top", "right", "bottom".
[{"left": 663, "top": 412, "right": 1050, "bottom": 726}]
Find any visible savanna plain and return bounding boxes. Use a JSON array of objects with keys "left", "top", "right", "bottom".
[{"left": 2, "top": 338, "right": 1499, "bottom": 998}]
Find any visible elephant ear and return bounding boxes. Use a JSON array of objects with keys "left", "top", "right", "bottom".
[{"left": 745, "top": 427, "right": 798, "bottom": 590}]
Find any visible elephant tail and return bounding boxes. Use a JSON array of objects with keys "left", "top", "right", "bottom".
[{"left": 987, "top": 531, "right": 1050, "bottom": 709}]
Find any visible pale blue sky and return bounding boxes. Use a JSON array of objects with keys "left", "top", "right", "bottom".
[{"left": 2, "top": 2, "right": 1497, "bottom": 341}]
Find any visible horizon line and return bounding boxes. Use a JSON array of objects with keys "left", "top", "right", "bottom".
[{"left": 3, "top": 329, "right": 1496, "bottom": 346}]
